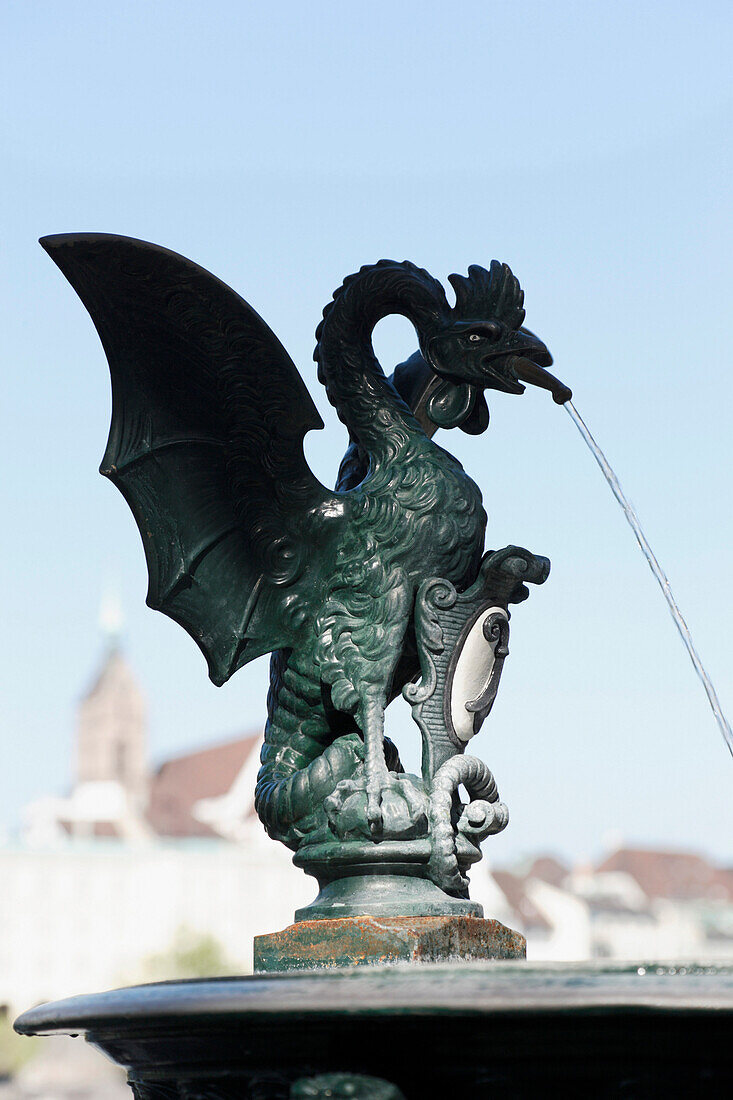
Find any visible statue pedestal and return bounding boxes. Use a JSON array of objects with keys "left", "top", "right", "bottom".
[
  {"left": 254, "top": 915, "right": 525, "bottom": 972},
  {"left": 291, "top": 863, "right": 484, "bottom": 921}
]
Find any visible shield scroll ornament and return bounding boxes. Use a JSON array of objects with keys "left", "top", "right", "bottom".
[{"left": 406, "top": 546, "right": 549, "bottom": 779}]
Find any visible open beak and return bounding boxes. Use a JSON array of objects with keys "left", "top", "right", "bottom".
[
  {"left": 496, "top": 328, "right": 572, "bottom": 405},
  {"left": 510, "top": 356, "right": 572, "bottom": 404}
]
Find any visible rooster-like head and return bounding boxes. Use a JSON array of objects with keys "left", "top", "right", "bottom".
[{"left": 417, "top": 261, "right": 570, "bottom": 432}]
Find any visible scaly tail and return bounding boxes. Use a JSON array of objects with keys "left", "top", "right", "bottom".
[
  {"left": 255, "top": 649, "right": 365, "bottom": 850},
  {"left": 428, "top": 755, "right": 508, "bottom": 896}
]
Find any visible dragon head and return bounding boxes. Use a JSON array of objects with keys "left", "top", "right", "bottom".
[{"left": 417, "top": 261, "right": 571, "bottom": 433}]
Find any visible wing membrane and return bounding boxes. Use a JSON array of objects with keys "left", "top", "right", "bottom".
[{"left": 42, "top": 233, "right": 332, "bottom": 684}]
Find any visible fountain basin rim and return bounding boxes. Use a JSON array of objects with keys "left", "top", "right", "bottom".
[{"left": 15, "top": 960, "right": 733, "bottom": 1037}]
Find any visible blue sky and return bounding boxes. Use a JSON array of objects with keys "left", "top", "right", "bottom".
[{"left": 2, "top": 0, "right": 732, "bottom": 864}]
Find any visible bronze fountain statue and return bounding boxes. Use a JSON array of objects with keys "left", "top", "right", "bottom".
[
  {"left": 40, "top": 234, "right": 570, "bottom": 933},
  {"left": 16, "top": 236, "right": 733, "bottom": 1099}
]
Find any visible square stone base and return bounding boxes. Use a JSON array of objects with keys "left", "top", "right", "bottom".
[{"left": 254, "top": 915, "right": 525, "bottom": 972}]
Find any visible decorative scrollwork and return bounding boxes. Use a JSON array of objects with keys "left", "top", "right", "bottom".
[{"left": 403, "top": 576, "right": 457, "bottom": 706}]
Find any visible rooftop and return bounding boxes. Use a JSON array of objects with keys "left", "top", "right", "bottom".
[{"left": 146, "top": 734, "right": 260, "bottom": 838}]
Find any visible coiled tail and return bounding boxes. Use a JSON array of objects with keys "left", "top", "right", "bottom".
[
  {"left": 429, "top": 755, "right": 508, "bottom": 895},
  {"left": 255, "top": 649, "right": 365, "bottom": 850}
]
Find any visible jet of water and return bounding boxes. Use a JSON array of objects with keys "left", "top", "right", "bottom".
[{"left": 564, "top": 399, "right": 733, "bottom": 760}]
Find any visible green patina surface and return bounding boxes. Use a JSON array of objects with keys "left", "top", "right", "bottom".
[
  {"left": 43, "top": 235, "right": 569, "bottom": 923},
  {"left": 253, "top": 915, "right": 526, "bottom": 972}
]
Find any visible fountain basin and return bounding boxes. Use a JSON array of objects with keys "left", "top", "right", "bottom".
[{"left": 15, "top": 962, "right": 733, "bottom": 1097}]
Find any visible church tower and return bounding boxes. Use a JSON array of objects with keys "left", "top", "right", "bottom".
[{"left": 75, "top": 593, "right": 149, "bottom": 812}]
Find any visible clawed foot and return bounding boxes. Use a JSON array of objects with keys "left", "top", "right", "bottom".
[
  {"left": 324, "top": 770, "right": 429, "bottom": 843},
  {"left": 366, "top": 768, "right": 390, "bottom": 836}
]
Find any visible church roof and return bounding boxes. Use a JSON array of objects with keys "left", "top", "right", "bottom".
[{"left": 146, "top": 733, "right": 260, "bottom": 838}]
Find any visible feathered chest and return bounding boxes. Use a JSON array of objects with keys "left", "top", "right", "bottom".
[{"left": 348, "top": 441, "right": 487, "bottom": 590}]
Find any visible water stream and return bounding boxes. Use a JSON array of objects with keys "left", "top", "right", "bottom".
[{"left": 564, "top": 399, "right": 733, "bottom": 760}]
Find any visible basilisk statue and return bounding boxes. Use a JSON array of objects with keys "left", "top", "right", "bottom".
[{"left": 42, "top": 235, "right": 570, "bottom": 920}]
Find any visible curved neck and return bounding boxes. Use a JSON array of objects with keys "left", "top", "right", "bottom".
[{"left": 315, "top": 262, "right": 449, "bottom": 453}]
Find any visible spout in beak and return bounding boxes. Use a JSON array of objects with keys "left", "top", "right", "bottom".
[{"left": 510, "top": 356, "right": 572, "bottom": 405}]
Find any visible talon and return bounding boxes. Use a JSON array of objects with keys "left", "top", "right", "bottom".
[{"left": 367, "top": 793, "right": 383, "bottom": 836}]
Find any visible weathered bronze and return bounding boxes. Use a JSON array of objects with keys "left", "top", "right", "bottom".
[
  {"left": 254, "top": 915, "right": 526, "bottom": 972},
  {"left": 41, "top": 235, "right": 568, "bottom": 925}
]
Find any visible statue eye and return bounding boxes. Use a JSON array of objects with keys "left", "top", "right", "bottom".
[{"left": 465, "top": 324, "right": 501, "bottom": 344}]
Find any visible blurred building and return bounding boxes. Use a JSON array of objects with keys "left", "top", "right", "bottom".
[
  {"left": 489, "top": 850, "right": 733, "bottom": 962},
  {"left": 24, "top": 643, "right": 150, "bottom": 844},
  {"left": 1, "top": 642, "right": 313, "bottom": 1016},
  {"left": 77, "top": 643, "right": 148, "bottom": 812},
  {"left": 22, "top": 643, "right": 265, "bottom": 847}
]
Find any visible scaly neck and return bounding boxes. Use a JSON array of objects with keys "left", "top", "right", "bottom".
[{"left": 315, "top": 261, "right": 449, "bottom": 455}]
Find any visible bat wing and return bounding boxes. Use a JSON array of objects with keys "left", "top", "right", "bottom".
[{"left": 42, "top": 233, "right": 335, "bottom": 684}]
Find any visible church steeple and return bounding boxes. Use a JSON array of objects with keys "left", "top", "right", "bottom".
[
  {"left": 99, "top": 585, "right": 124, "bottom": 652},
  {"left": 75, "top": 595, "right": 149, "bottom": 810}
]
